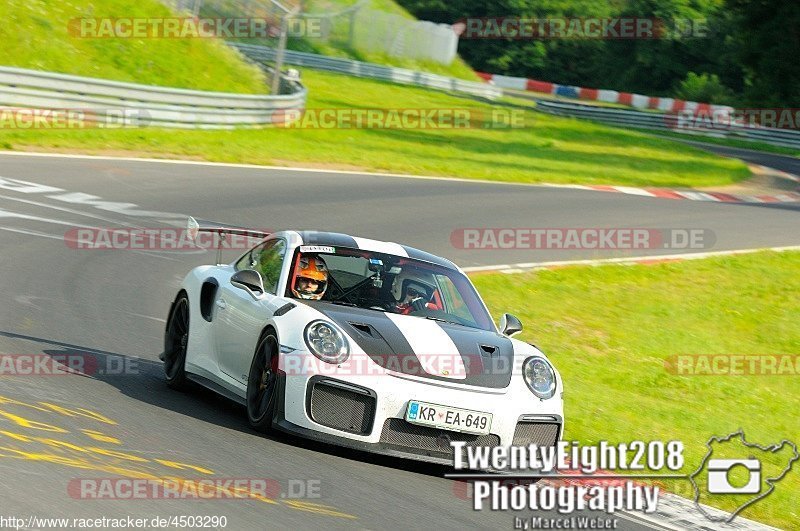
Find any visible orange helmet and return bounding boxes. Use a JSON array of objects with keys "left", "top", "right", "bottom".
[{"left": 292, "top": 256, "right": 328, "bottom": 300}]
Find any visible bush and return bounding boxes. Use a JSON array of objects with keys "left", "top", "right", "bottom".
[{"left": 674, "top": 72, "right": 737, "bottom": 105}]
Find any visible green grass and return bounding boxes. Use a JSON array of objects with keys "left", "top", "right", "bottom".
[
  {"left": 472, "top": 251, "right": 800, "bottom": 528},
  {"left": 0, "top": 0, "right": 751, "bottom": 187},
  {"left": 0, "top": 0, "right": 266, "bottom": 93},
  {"left": 503, "top": 91, "right": 800, "bottom": 158},
  {"left": 0, "top": 68, "right": 750, "bottom": 188}
]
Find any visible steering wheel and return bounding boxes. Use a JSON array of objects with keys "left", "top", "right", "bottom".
[
  {"left": 362, "top": 297, "right": 393, "bottom": 311},
  {"left": 410, "top": 296, "right": 427, "bottom": 312}
]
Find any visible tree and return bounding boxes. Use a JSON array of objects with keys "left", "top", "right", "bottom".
[
  {"left": 395, "top": 0, "right": 798, "bottom": 106},
  {"left": 726, "top": 0, "right": 800, "bottom": 106}
]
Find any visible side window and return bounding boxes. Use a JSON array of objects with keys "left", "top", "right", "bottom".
[
  {"left": 235, "top": 239, "right": 286, "bottom": 294},
  {"left": 435, "top": 274, "right": 474, "bottom": 323}
]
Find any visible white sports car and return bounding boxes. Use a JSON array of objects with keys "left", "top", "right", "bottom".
[{"left": 162, "top": 219, "right": 564, "bottom": 465}]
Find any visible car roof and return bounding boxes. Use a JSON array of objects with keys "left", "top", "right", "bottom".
[{"left": 289, "top": 230, "right": 458, "bottom": 271}]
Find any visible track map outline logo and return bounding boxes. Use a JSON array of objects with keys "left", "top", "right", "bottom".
[{"left": 688, "top": 429, "right": 799, "bottom": 523}]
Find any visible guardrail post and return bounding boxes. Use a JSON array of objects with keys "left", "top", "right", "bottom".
[
  {"left": 271, "top": 9, "right": 295, "bottom": 95},
  {"left": 348, "top": 3, "right": 363, "bottom": 47}
]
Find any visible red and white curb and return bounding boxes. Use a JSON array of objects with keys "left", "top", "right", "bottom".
[
  {"left": 543, "top": 164, "right": 800, "bottom": 204},
  {"left": 547, "top": 184, "right": 800, "bottom": 204},
  {"left": 646, "top": 491, "right": 779, "bottom": 531},
  {"left": 476, "top": 71, "right": 732, "bottom": 116},
  {"left": 462, "top": 246, "right": 800, "bottom": 274},
  {"left": 539, "top": 474, "right": 778, "bottom": 531}
]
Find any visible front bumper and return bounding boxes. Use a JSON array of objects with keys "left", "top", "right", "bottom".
[{"left": 273, "top": 353, "right": 564, "bottom": 465}]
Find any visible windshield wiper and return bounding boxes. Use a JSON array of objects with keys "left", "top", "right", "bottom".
[
  {"left": 328, "top": 300, "right": 357, "bottom": 307},
  {"left": 424, "top": 315, "right": 464, "bottom": 327},
  {"left": 327, "top": 300, "right": 389, "bottom": 313}
]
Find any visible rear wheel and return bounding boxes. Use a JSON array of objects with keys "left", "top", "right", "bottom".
[
  {"left": 246, "top": 333, "right": 279, "bottom": 432},
  {"left": 164, "top": 294, "right": 190, "bottom": 390}
]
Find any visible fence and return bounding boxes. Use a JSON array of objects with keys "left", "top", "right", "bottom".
[
  {"left": 0, "top": 65, "right": 306, "bottom": 129},
  {"left": 349, "top": 7, "right": 458, "bottom": 65},
  {"left": 233, "top": 43, "right": 501, "bottom": 99},
  {"left": 164, "top": 0, "right": 459, "bottom": 64}
]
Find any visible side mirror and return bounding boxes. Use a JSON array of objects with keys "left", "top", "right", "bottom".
[
  {"left": 231, "top": 269, "right": 265, "bottom": 295},
  {"left": 499, "top": 313, "right": 523, "bottom": 337}
]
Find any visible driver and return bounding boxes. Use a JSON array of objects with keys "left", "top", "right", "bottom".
[
  {"left": 291, "top": 255, "right": 328, "bottom": 300},
  {"left": 391, "top": 271, "right": 435, "bottom": 314}
]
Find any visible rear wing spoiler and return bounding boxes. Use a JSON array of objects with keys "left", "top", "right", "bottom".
[{"left": 187, "top": 216, "right": 271, "bottom": 265}]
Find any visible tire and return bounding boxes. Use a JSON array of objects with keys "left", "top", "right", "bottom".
[
  {"left": 246, "top": 332, "right": 279, "bottom": 432},
  {"left": 163, "top": 293, "right": 190, "bottom": 390}
]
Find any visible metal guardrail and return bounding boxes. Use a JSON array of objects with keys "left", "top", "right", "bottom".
[
  {"left": 232, "top": 43, "right": 502, "bottom": 100},
  {"left": 0, "top": 65, "right": 306, "bottom": 129},
  {"left": 535, "top": 100, "right": 800, "bottom": 150}
]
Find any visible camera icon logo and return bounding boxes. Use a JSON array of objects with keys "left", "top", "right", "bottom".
[{"left": 707, "top": 458, "right": 761, "bottom": 494}]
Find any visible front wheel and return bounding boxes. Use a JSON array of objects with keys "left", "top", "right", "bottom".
[
  {"left": 246, "top": 333, "right": 279, "bottom": 432},
  {"left": 163, "top": 294, "right": 190, "bottom": 390}
]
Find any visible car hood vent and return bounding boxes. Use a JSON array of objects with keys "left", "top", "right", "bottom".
[
  {"left": 348, "top": 322, "right": 375, "bottom": 337},
  {"left": 480, "top": 344, "right": 498, "bottom": 356}
]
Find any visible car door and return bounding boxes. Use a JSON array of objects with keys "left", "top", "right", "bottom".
[{"left": 215, "top": 238, "right": 287, "bottom": 385}]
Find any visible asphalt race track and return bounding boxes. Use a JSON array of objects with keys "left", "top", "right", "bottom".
[
  {"left": 0, "top": 151, "right": 797, "bottom": 530},
  {"left": 680, "top": 140, "right": 800, "bottom": 177}
]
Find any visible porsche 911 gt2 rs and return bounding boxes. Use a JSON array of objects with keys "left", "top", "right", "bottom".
[{"left": 161, "top": 219, "right": 564, "bottom": 465}]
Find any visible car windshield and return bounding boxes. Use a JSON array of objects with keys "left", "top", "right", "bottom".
[{"left": 285, "top": 247, "right": 495, "bottom": 331}]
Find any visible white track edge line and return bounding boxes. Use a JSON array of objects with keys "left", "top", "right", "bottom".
[{"left": 461, "top": 246, "right": 800, "bottom": 273}]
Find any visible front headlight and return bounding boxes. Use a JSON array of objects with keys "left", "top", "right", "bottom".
[
  {"left": 522, "top": 356, "right": 557, "bottom": 399},
  {"left": 304, "top": 320, "right": 349, "bottom": 364}
]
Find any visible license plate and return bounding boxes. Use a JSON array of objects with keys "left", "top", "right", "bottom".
[{"left": 405, "top": 400, "right": 492, "bottom": 435}]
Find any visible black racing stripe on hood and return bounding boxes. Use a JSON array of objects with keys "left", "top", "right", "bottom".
[
  {"left": 307, "top": 302, "right": 422, "bottom": 373},
  {"left": 434, "top": 322, "right": 514, "bottom": 389},
  {"left": 301, "top": 301, "right": 513, "bottom": 388}
]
